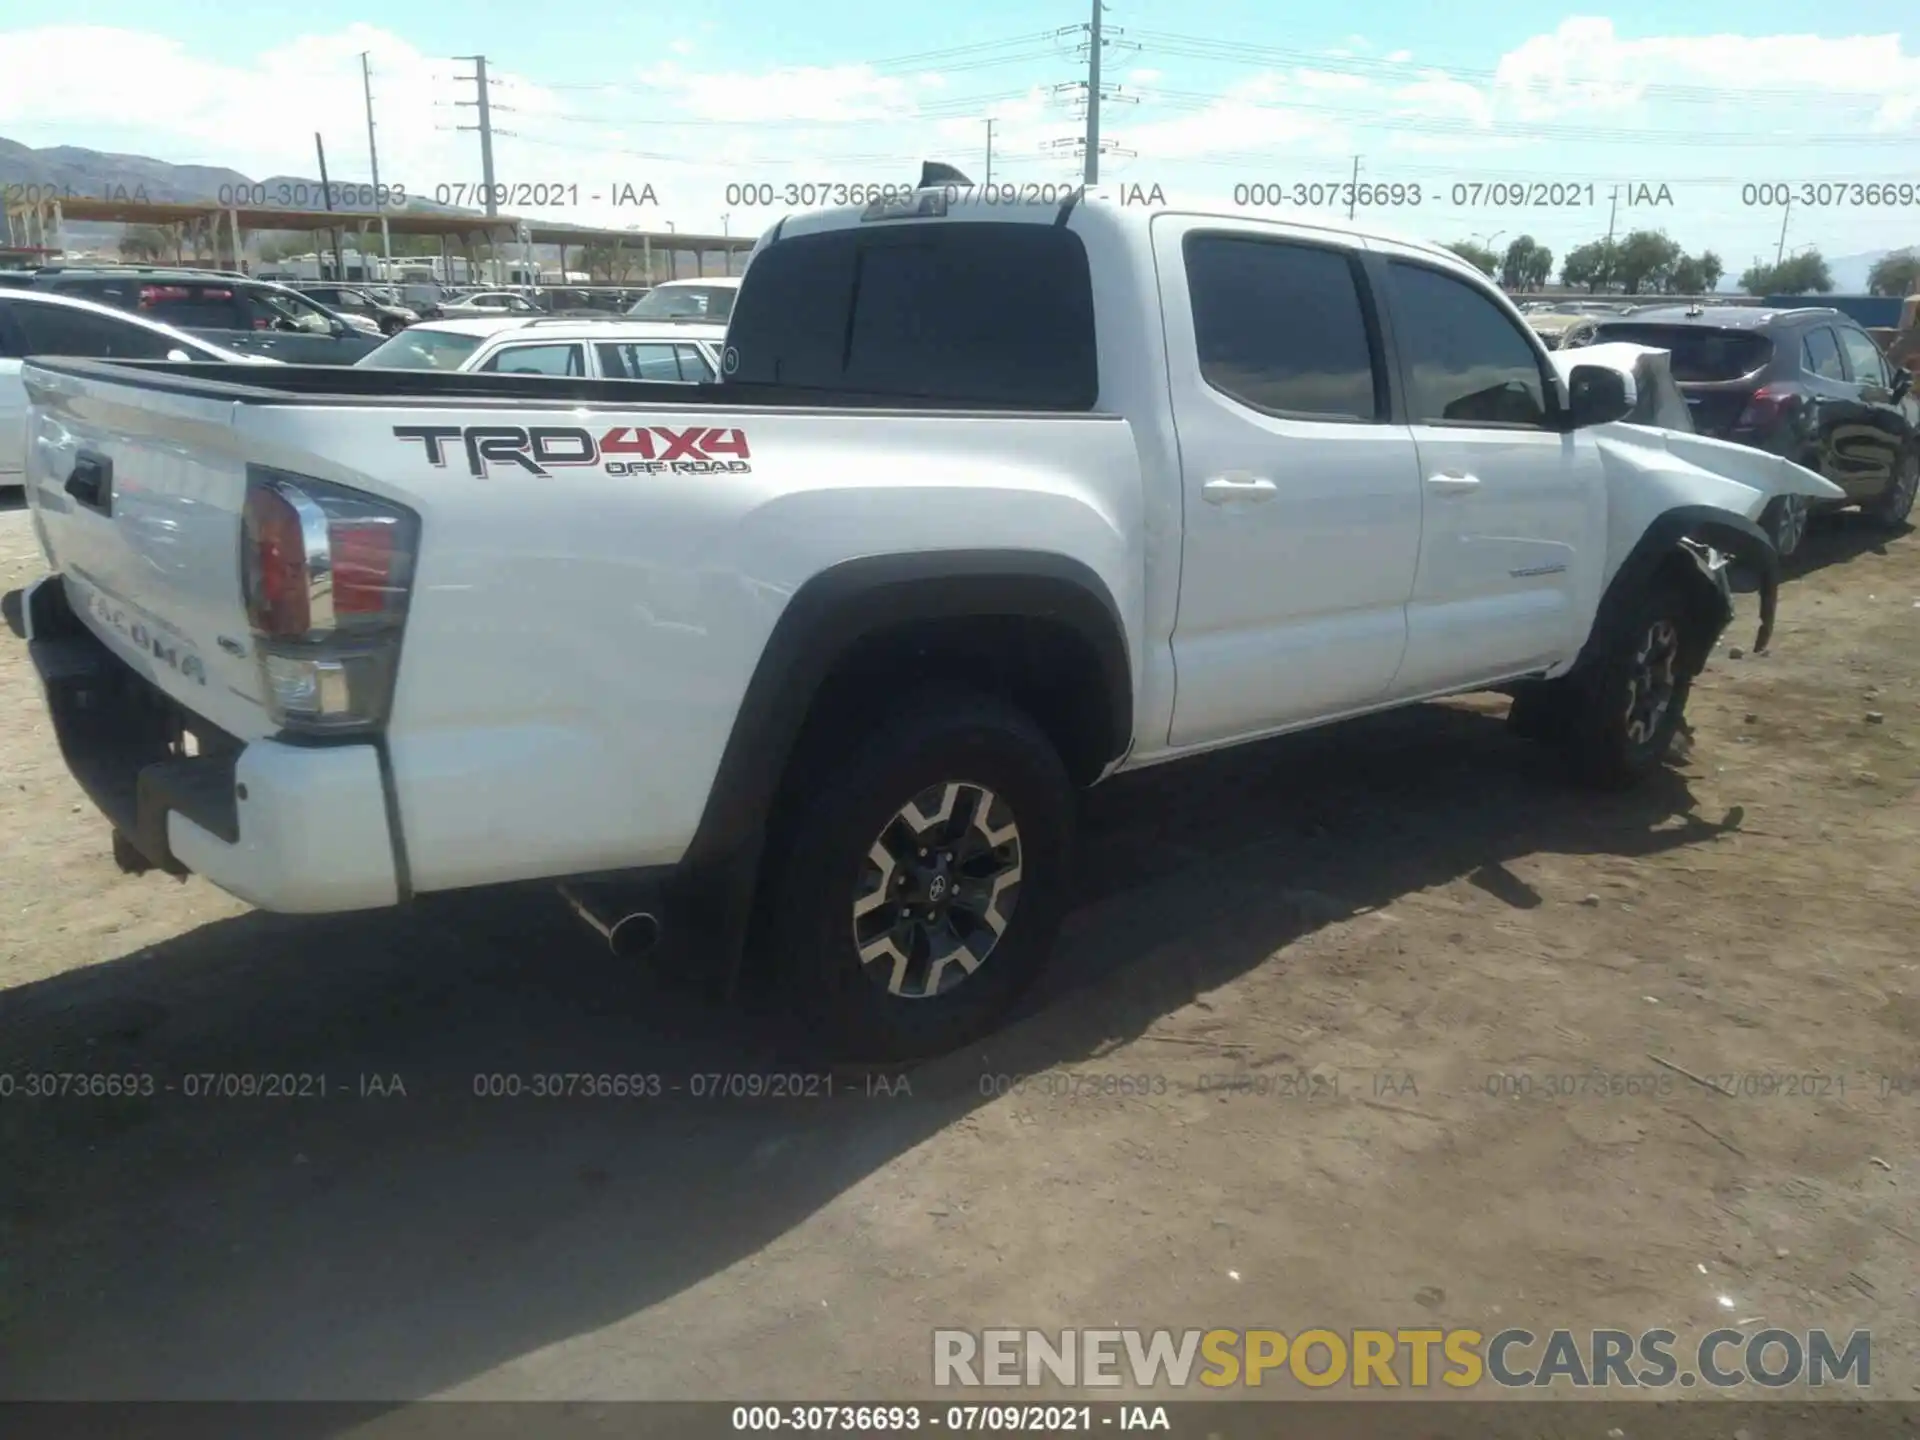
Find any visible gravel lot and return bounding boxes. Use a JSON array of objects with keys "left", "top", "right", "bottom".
[{"left": 1, "top": 495, "right": 1915, "bottom": 1414}]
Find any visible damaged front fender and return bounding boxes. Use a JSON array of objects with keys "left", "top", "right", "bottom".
[{"left": 1588, "top": 427, "right": 1838, "bottom": 657}]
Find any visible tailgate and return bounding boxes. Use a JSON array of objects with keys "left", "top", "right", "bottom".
[{"left": 23, "top": 363, "right": 273, "bottom": 740}]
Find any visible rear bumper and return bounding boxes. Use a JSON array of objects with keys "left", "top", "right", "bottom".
[{"left": 8, "top": 574, "right": 399, "bottom": 913}]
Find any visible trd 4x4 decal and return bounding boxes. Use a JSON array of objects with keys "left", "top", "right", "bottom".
[{"left": 394, "top": 424, "right": 752, "bottom": 477}]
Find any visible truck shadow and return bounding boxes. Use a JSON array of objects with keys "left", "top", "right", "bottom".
[{"left": 0, "top": 701, "right": 1737, "bottom": 1407}]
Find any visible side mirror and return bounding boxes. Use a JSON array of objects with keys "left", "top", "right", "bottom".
[
  {"left": 1893, "top": 367, "right": 1912, "bottom": 401},
  {"left": 1566, "top": 364, "right": 1633, "bottom": 428}
]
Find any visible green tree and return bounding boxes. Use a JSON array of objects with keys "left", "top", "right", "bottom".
[
  {"left": 1697, "top": 250, "right": 1723, "bottom": 293},
  {"left": 1561, "top": 239, "right": 1615, "bottom": 292},
  {"left": 117, "top": 225, "right": 170, "bottom": 262},
  {"left": 1868, "top": 249, "right": 1920, "bottom": 296},
  {"left": 1669, "top": 255, "right": 1705, "bottom": 295},
  {"left": 580, "top": 241, "right": 640, "bottom": 283},
  {"left": 1614, "top": 229, "right": 1682, "bottom": 295},
  {"left": 1445, "top": 240, "right": 1499, "bottom": 277},
  {"left": 1740, "top": 251, "right": 1834, "bottom": 295},
  {"left": 1500, "top": 234, "right": 1554, "bottom": 291}
]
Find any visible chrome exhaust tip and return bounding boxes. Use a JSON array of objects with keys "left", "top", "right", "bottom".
[{"left": 559, "top": 883, "right": 662, "bottom": 959}]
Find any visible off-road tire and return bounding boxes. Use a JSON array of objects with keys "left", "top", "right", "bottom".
[
  {"left": 1562, "top": 578, "right": 1698, "bottom": 791},
  {"left": 757, "top": 689, "right": 1076, "bottom": 1062}
]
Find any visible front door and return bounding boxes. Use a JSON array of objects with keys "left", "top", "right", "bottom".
[
  {"left": 1367, "top": 247, "right": 1601, "bottom": 696},
  {"left": 1832, "top": 324, "right": 1911, "bottom": 501},
  {"left": 1158, "top": 217, "right": 1423, "bottom": 748}
]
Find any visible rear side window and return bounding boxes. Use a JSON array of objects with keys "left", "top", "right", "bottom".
[
  {"left": 478, "top": 342, "right": 583, "bottom": 376},
  {"left": 596, "top": 342, "right": 713, "bottom": 381},
  {"left": 138, "top": 283, "right": 247, "bottom": 331},
  {"left": 1589, "top": 324, "right": 1772, "bottom": 382},
  {"left": 1803, "top": 327, "right": 1845, "bottom": 381},
  {"left": 724, "top": 223, "right": 1098, "bottom": 408},
  {"left": 1837, "top": 327, "right": 1888, "bottom": 387},
  {"left": 1183, "top": 234, "right": 1380, "bottom": 421}
]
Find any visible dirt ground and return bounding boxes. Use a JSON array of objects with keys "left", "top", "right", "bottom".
[{"left": 1, "top": 493, "right": 1915, "bottom": 1419}]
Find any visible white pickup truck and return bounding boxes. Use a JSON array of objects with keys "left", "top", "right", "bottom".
[{"left": 5, "top": 185, "right": 1841, "bottom": 1059}]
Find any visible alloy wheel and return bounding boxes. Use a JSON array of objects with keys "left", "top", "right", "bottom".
[
  {"left": 1623, "top": 618, "right": 1680, "bottom": 747},
  {"left": 1772, "top": 494, "right": 1809, "bottom": 557},
  {"left": 851, "top": 781, "right": 1023, "bottom": 999},
  {"left": 1890, "top": 453, "right": 1919, "bottom": 521}
]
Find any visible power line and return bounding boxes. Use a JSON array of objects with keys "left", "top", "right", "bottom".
[{"left": 1128, "top": 28, "right": 1920, "bottom": 108}]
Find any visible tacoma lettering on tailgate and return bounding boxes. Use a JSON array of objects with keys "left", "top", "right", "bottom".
[{"left": 393, "top": 424, "right": 752, "bottom": 478}]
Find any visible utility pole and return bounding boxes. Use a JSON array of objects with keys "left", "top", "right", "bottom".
[
  {"left": 361, "top": 52, "right": 392, "bottom": 272},
  {"left": 1775, "top": 195, "right": 1791, "bottom": 268},
  {"left": 1601, "top": 185, "right": 1621, "bottom": 292},
  {"left": 1084, "top": 0, "right": 1102, "bottom": 184},
  {"left": 1347, "top": 155, "right": 1362, "bottom": 220},
  {"left": 455, "top": 55, "right": 499, "bottom": 218},
  {"left": 314, "top": 133, "right": 345, "bottom": 281},
  {"left": 985, "top": 118, "right": 995, "bottom": 187}
]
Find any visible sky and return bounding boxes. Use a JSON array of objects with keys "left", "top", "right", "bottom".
[{"left": 4, "top": 0, "right": 1920, "bottom": 276}]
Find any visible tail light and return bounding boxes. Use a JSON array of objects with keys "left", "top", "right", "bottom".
[
  {"left": 240, "top": 467, "right": 419, "bottom": 735},
  {"left": 1737, "top": 386, "right": 1795, "bottom": 428}
]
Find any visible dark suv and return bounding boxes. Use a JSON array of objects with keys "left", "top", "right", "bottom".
[
  {"left": 18, "top": 268, "right": 384, "bottom": 365},
  {"left": 1575, "top": 305, "right": 1919, "bottom": 556}
]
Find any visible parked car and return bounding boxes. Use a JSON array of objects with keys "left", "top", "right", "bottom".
[
  {"left": 1577, "top": 305, "right": 1920, "bottom": 556},
  {"left": 625, "top": 276, "right": 739, "bottom": 322},
  {"left": 0, "top": 289, "right": 276, "bottom": 490},
  {"left": 17, "top": 267, "right": 386, "bottom": 364},
  {"left": 434, "top": 290, "right": 541, "bottom": 319},
  {"left": 7, "top": 187, "right": 1835, "bottom": 1059},
  {"left": 296, "top": 284, "right": 418, "bottom": 335},
  {"left": 355, "top": 315, "right": 722, "bottom": 379}
]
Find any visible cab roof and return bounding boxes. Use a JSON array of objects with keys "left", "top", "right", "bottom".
[{"left": 756, "top": 185, "right": 1468, "bottom": 270}]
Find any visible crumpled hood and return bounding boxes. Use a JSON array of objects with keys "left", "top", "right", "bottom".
[{"left": 1592, "top": 422, "right": 1845, "bottom": 588}]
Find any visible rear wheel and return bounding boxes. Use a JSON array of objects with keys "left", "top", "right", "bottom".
[
  {"left": 1562, "top": 581, "right": 1696, "bottom": 791},
  {"left": 1761, "top": 492, "right": 1810, "bottom": 559},
  {"left": 757, "top": 690, "right": 1076, "bottom": 1061},
  {"left": 1865, "top": 447, "right": 1918, "bottom": 528}
]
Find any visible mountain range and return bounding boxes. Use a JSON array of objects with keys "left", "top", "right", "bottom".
[{"left": 0, "top": 134, "right": 469, "bottom": 249}]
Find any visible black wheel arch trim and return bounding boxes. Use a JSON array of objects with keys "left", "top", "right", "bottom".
[
  {"left": 1571, "top": 505, "right": 1779, "bottom": 683},
  {"left": 673, "top": 549, "right": 1133, "bottom": 996}
]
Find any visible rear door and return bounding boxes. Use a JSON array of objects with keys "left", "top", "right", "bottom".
[
  {"left": 1371, "top": 247, "right": 1601, "bottom": 696},
  {"left": 1158, "top": 219, "right": 1423, "bottom": 745},
  {"left": 1833, "top": 323, "right": 1910, "bottom": 499}
]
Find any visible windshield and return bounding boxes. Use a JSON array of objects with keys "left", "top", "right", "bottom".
[
  {"left": 1587, "top": 324, "right": 1773, "bottom": 382},
  {"left": 356, "top": 328, "right": 486, "bottom": 370},
  {"left": 627, "top": 285, "right": 736, "bottom": 321}
]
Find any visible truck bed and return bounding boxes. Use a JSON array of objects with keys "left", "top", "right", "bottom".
[{"left": 21, "top": 358, "right": 1093, "bottom": 415}]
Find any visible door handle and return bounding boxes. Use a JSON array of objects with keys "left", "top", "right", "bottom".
[
  {"left": 1202, "top": 475, "right": 1278, "bottom": 504},
  {"left": 1425, "top": 471, "right": 1480, "bottom": 495}
]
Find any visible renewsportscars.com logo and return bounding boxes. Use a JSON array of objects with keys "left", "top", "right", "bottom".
[
  {"left": 932, "top": 1327, "right": 1873, "bottom": 1392},
  {"left": 393, "top": 423, "right": 752, "bottom": 478}
]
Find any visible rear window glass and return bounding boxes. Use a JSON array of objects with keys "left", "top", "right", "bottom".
[
  {"left": 1588, "top": 324, "right": 1772, "bottom": 382},
  {"left": 357, "top": 328, "right": 484, "bottom": 370},
  {"left": 627, "top": 285, "right": 737, "bottom": 321},
  {"left": 723, "top": 222, "right": 1098, "bottom": 409}
]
